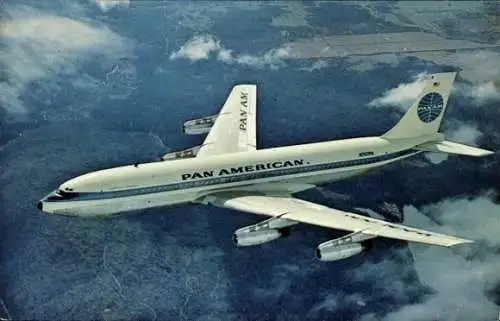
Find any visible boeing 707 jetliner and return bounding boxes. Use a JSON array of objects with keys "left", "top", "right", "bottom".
[{"left": 38, "top": 72, "right": 494, "bottom": 261}]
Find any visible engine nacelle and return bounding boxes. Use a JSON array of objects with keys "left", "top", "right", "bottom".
[
  {"left": 233, "top": 228, "right": 290, "bottom": 247},
  {"left": 316, "top": 242, "right": 367, "bottom": 262},
  {"left": 182, "top": 114, "right": 218, "bottom": 135},
  {"left": 315, "top": 230, "right": 376, "bottom": 262},
  {"left": 161, "top": 145, "right": 201, "bottom": 161}
]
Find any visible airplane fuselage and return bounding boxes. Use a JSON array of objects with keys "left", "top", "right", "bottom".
[
  {"left": 36, "top": 73, "right": 485, "bottom": 260},
  {"left": 39, "top": 134, "right": 437, "bottom": 217}
]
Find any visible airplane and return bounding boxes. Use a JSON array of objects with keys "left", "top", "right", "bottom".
[{"left": 38, "top": 72, "right": 494, "bottom": 262}]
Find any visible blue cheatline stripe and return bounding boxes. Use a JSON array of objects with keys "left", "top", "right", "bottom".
[{"left": 46, "top": 149, "right": 421, "bottom": 202}]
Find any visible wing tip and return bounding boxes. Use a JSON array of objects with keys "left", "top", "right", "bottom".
[{"left": 448, "top": 238, "right": 474, "bottom": 247}]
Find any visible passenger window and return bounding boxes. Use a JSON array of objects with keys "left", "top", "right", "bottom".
[{"left": 359, "top": 151, "right": 374, "bottom": 157}]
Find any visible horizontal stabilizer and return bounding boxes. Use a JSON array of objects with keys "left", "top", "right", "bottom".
[{"left": 416, "top": 140, "right": 494, "bottom": 157}]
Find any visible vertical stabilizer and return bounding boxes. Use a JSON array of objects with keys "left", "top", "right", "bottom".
[{"left": 382, "top": 72, "right": 457, "bottom": 140}]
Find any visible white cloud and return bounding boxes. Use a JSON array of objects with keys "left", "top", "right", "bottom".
[
  {"left": 170, "top": 34, "right": 290, "bottom": 69},
  {"left": 368, "top": 73, "right": 428, "bottom": 112},
  {"left": 447, "top": 123, "right": 482, "bottom": 145},
  {"left": 217, "top": 48, "right": 234, "bottom": 63},
  {"left": 454, "top": 80, "right": 500, "bottom": 106},
  {"left": 300, "top": 60, "right": 329, "bottom": 72},
  {"left": 422, "top": 195, "right": 500, "bottom": 248},
  {"left": 350, "top": 249, "right": 423, "bottom": 302},
  {"left": 469, "top": 81, "right": 500, "bottom": 104},
  {"left": 94, "top": 0, "right": 130, "bottom": 12},
  {"left": 359, "top": 194, "right": 500, "bottom": 321},
  {"left": 0, "top": 6, "right": 131, "bottom": 121},
  {"left": 233, "top": 46, "right": 290, "bottom": 69},
  {"left": 423, "top": 152, "right": 449, "bottom": 165},
  {"left": 2, "top": 10, "right": 126, "bottom": 52},
  {"left": 309, "top": 292, "right": 366, "bottom": 316},
  {"left": 169, "top": 35, "right": 222, "bottom": 61}
]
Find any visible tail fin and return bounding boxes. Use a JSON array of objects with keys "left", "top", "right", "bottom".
[
  {"left": 382, "top": 72, "right": 457, "bottom": 140},
  {"left": 382, "top": 72, "right": 495, "bottom": 157}
]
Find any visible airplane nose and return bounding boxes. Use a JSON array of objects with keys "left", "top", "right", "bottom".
[{"left": 37, "top": 201, "right": 43, "bottom": 211}]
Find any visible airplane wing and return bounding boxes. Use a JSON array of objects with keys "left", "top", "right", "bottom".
[
  {"left": 200, "top": 193, "right": 472, "bottom": 247},
  {"left": 196, "top": 85, "right": 257, "bottom": 157}
]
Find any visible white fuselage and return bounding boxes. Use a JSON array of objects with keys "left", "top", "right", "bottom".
[{"left": 39, "top": 135, "right": 433, "bottom": 217}]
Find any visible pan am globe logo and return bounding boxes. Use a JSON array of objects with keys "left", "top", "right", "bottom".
[{"left": 417, "top": 92, "right": 444, "bottom": 123}]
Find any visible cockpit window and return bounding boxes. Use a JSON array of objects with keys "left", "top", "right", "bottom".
[
  {"left": 55, "top": 189, "right": 80, "bottom": 200},
  {"left": 46, "top": 194, "right": 64, "bottom": 201}
]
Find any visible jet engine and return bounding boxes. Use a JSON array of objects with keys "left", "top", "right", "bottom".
[
  {"left": 315, "top": 231, "right": 375, "bottom": 262},
  {"left": 316, "top": 242, "right": 370, "bottom": 262},
  {"left": 233, "top": 227, "right": 291, "bottom": 247},
  {"left": 161, "top": 145, "right": 201, "bottom": 161},
  {"left": 182, "top": 114, "right": 218, "bottom": 135},
  {"left": 232, "top": 216, "right": 296, "bottom": 247}
]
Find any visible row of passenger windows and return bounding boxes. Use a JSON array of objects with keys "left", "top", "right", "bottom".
[
  {"left": 359, "top": 151, "right": 374, "bottom": 157},
  {"left": 70, "top": 149, "right": 417, "bottom": 202}
]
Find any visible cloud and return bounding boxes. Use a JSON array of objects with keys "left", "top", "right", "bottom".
[
  {"left": 447, "top": 123, "right": 483, "bottom": 145},
  {"left": 422, "top": 194, "right": 500, "bottom": 248},
  {"left": 309, "top": 292, "right": 366, "bottom": 316},
  {"left": 452, "top": 51, "right": 500, "bottom": 85},
  {"left": 359, "top": 194, "right": 500, "bottom": 321},
  {"left": 423, "top": 152, "right": 449, "bottom": 165},
  {"left": 170, "top": 34, "right": 290, "bottom": 69},
  {"left": 169, "top": 35, "right": 222, "bottom": 61},
  {"left": 467, "top": 81, "right": 500, "bottom": 104},
  {"left": 349, "top": 249, "right": 423, "bottom": 303},
  {"left": 300, "top": 60, "right": 329, "bottom": 72},
  {"left": 0, "top": 5, "right": 131, "bottom": 121},
  {"left": 232, "top": 46, "right": 290, "bottom": 69},
  {"left": 252, "top": 264, "right": 314, "bottom": 301},
  {"left": 368, "top": 73, "right": 428, "bottom": 112},
  {"left": 217, "top": 48, "right": 234, "bottom": 63},
  {"left": 94, "top": 0, "right": 130, "bottom": 12},
  {"left": 454, "top": 80, "right": 500, "bottom": 106}
]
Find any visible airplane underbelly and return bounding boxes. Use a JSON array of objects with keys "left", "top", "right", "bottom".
[
  {"left": 45, "top": 190, "right": 199, "bottom": 217},
  {"left": 289, "top": 168, "right": 371, "bottom": 185}
]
